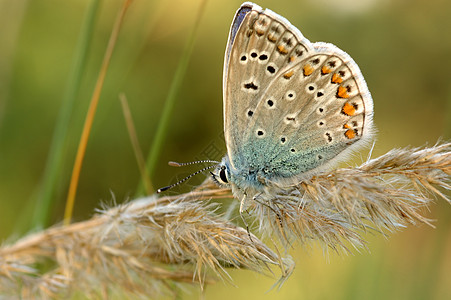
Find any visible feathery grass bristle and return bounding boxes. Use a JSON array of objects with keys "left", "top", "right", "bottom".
[
  {"left": 252, "top": 143, "right": 451, "bottom": 252},
  {"left": 0, "top": 143, "right": 450, "bottom": 297},
  {"left": 0, "top": 191, "right": 292, "bottom": 298}
]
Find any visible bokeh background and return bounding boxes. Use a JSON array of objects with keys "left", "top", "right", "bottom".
[{"left": 0, "top": 0, "right": 450, "bottom": 299}]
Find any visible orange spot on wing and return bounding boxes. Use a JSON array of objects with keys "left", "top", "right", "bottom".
[
  {"left": 283, "top": 70, "right": 294, "bottom": 79},
  {"left": 303, "top": 64, "right": 314, "bottom": 76},
  {"left": 337, "top": 86, "right": 350, "bottom": 99},
  {"left": 342, "top": 102, "right": 355, "bottom": 116},
  {"left": 289, "top": 56, "right": 296, "bottom": 62},
  {"left": 321, "top": 66, "right": 332, "bottom": 75},
  {"left": 256, "top": 29, "right": 265, "bottom": 36},
  {"left": 331, "top": 73, "right": 343, "bottom": 84},
  {"left": 343, "top": 124, "right": 351, "bottom": 129},
  {"left": 345, "top": 129, "right": 357, "bottom": 139},
  {"left": 277, "top": 44, "right": 288, "bottom": 54},
  {"left": 268, "top": 35, "right": 277, "bottom": 42}
]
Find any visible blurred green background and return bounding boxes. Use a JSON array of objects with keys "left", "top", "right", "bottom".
[{"left": 0, "top": 0, "right": 450, "bottom": 299}]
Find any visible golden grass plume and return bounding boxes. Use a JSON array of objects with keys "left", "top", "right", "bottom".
[
  {"left": 0, "top": 188, "right": 293, "bottom": 298},
  {"left": 252, "top": 142, "right": 451, "bottom": 251},
  {"left": 1, "top": 143, "right": 451, "bottom": 298}
]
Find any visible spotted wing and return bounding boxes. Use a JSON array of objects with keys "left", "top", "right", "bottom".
[{"left": 223, "top": 3, "right": 374, "bottom": 180}]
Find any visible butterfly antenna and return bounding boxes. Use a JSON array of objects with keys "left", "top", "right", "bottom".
[
  {"left": 168, "top": 160, "right": 219, "bottom": 167},
  {"left": 157, "top": 164, "right": 217, "bottom": 193}
]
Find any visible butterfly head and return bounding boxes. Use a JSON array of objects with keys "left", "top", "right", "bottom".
[
  {"left": 212, "top": 155, "right": 269, "bottom": 197},
  {"left": 211, "top": 156, "right": 231, "bottom": 187}
]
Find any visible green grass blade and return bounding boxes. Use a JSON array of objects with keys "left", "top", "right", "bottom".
[
  {"left": 30, "top": 0, "right": 101, "bottom": 230},
  {"left": 445, "top": 86, "right": 451, "bottom": 138},
  {"left": 120, "top": 93, "right": 154, "bottom": 194},
  {"left": 141, "top": 0, "right": 209, "bottom": 195}
]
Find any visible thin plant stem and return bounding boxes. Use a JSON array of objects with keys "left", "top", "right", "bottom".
[
  {"left": 64, "top": 0, "right": 133, "bottom": 226},
  {"left": 0, "top": 0, "right": 29, "bottom": 135},
  {"left": 30, "top": 0, "right": 101, "bottom": 230},
  {"left": 445, "top": 85, "right": 451, "bottom": 138},
  {"left": 119, "top": 93, "right": 154, "bottom": 194},
  {"left": 142, "top": 0, "right": 209, "bottom": 193}
]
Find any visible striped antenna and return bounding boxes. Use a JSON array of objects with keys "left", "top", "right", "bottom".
[
  {"left": 168, "top": 160, "right": 219, "bottom": 167},
  {"left": 157, "top": 164, "right": 217, "bottom": 193}
]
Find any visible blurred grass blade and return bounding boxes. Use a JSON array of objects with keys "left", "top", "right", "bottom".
[
  {"left": 0, "top": 0, "right": 29, "bottom": 134},
  {"left": 120, "top": 93, "right": 154, "bottom": 194},
  {"left": 142, "top": 0, "right": 209, "bottom": 194},
  {"left": 64, "top": 0, "right": 133, "bottom": 226},
  {"left": 30, "top": 0, "right": 101, "bottom": 230},
  {"left": 445, "top": 86, "right": 451, "bottom": 138},
  {"left": 413, "top": 85, "right": 451, "bottom": 299}
]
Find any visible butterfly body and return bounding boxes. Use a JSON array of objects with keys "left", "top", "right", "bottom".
[{"left": 212, "top": 2, "right": 374, "bottom": 203}]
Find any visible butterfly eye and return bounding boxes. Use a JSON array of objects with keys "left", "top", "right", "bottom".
[{"left": 219, "top": 167, "right": 228, "bottom": 183}]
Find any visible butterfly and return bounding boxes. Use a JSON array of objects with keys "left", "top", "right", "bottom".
[{"left": 210, "top": 2, "right": 374, "bottom": 209}]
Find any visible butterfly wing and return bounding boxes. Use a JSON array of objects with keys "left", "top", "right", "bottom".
[{"left": 223, "top": 3, "right": 374, "bottom": 183}]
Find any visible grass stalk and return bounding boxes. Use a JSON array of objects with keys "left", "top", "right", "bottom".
[
  {"left": 63, "top": 0, "right": 133, "bottom": 226},
  {"left": 119, "top": 93, "right": 154, "bottom": 194},
  {"left": 30, "top": 0, "right": 100, "bottom": 230},
  {"left": 143, "top": 0, "right": 209, "bottom": 190}
]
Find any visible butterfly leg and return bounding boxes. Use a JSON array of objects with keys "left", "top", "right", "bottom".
[
  {"left": 253, "top": 194, "right": 286, "bottom": 238},
  {"left": 239, "top": 193, "right": 254, "bottom": 243}
]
